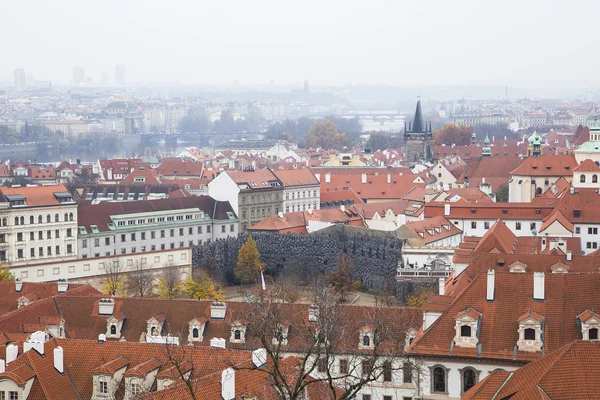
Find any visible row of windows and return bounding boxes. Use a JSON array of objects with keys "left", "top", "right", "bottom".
[
  {"left": 316, "top": 358, "right": 413, "bottom": 384},
  {"left": 115, "top": 213, "right": 198, "bottom": 226},
  {"left": 15, "top": 229, "right": 72, "bottom": 241},
  {"left": 241, "top": 192, "right": 280, "bottom": 205},
  {"left": 285, "top": 190, "right": 318, "bottom": 200},
  {"left": 466, "top": 221, "right": 537, "bottom": 231},
  {"left": 82, "top": 240, "right": 208, "bottom": 258},
  {"left": 15, "top": 244, "right": 73, "bottom": 258},
  {"left": 579, "top": 174, "right": 599, "bottom": 183},
  {"left": 0, "top": 390, "right": 19, "bottom": 400},
  {"left": 10, "top": 213, "right": 74, "bottom": 226},
  {"left": 285, "top": 203, "right": 318, "bottom": 213},
  {"left": 241, "top": 208, "right": 279, "bottom": 219}
]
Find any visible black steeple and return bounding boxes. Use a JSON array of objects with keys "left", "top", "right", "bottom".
[{"left": 411, "top": 100, "right": 424, "bottom": 133}]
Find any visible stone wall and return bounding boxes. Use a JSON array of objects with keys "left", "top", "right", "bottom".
[{"left": 192, "top": 225, "right": 402, "bottom": 291}]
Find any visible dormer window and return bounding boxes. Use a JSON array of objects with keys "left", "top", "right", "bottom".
[
  {"left": 188, "top": 317, "right": 207, "bottom": 343},
  {"left": 230, "top": 320, "right": 248, "bottom": 344},
  {"left": 509, "top": 261, "right": 527, "bottom": 273},
  {"left": 517, "top": 310, "right": 544, "bottom": 352},
  {"left": 404, "top": 328, "right": 417, "bottom": 351},
  {"left": 106, "top": 315, "right": 125, "bottom": 339},
  {"left": 577, "top": 310, "right": 600, "bottom": 341},
  {"left": 358, "top": 326, "right": 375, "bottom": 349},
  {"left": 272, "top": 321, "right": 291, "bottom": 346},
  {"left": 454, "top": 307, "right": 480, "bottom": 348},
  {"left": 146, "top": 313, "right": 167, "bottom": 341}
]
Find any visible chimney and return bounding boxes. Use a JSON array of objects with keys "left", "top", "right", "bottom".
[
  {"left": 57, "top": 279, "right": 69, "bottom": 293},
  {"left": 438, "top": 277, "right": 445, "bottom": 295},
  {"left": 15, "top": 278, "right": 23, "bottom": 293},
  {"left": 340, "top": 205, "right": 345, "bottom": 212},
  {"left": 211, "top": 302, "right": 227, "bottom": 319},
  {"left": 98, "top": 333, "right": 106, "bottom": 344},
  {"left": 308, "top": 305, "right": 319, "bottom": 323},
  {"left": 566, "top": 250, "right": 573, "bottom": 262},
  {"left": 533, "top": 272, "right": 545, "bottom": 300},
  {"left": 570, "top": 187, "right": 575, "bottom": 195},
  {"left": 486, "top": 269, "right": 495, "bottom": 301},
  {"left": 6, "top": 344, "right": 18, "bottom": 364},
  {"left": 361, "top": 173, "right": 367, "bottom": 184},
  {"left": 210, "top": 337, "right": 226, "bottom": 348},
  {"left": 325, "top": 173, "right": 331, "bottom": 183},
  {"left": 0, "top": 359, "right": 5, "bottom": 373},
  {"left": 24, "top": 340, "right": 44, "bottom": 355},
  {"left": 54, "top": 346, "right": 64, "bottom": 373},
  {"left": 315, "top": 173, "right": 320, "bottom": 182},
  {"left": 387, "top": 174, "right": 391, "bottom": 184},
  {"left": 98, "top": 298, "right": 115, "bottom": 316},
  {"left": 307, "top": 208, "right": 313, "bottom": 215},
  {"left": 444, "top": 203, "right": 451, "bottom": 216},
  {"left": 30, "top": 331, "right": 45, "bottom": 343},
  {"left": 252, "top": 348, "right": 267, "bottom": 368},
  {"left": 221, "top": 368, "right": 235, "bottom": 400},
  {"left": 278, "top": 211, "right": 284, "bottom": 219}
]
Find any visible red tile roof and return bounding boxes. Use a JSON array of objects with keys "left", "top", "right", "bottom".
[
  {"left": 424, "top": 200, "right": 556, "bottom": 221},
  {"left": 0, "top": 184, "right": 71, "bottom": 207},
  {"left": 410, "top": 272, "right": 600, "bottom": 362},
  {"left": 573, "top": 159, "right": 600, "bottom": 172},
  {"left": 271, "top": 168, "right": 318, "bottom": 187},
  {"left": 226, "top": 169, "right": 281, "bottom": 190},
  {"left": 405, "top": 216, "right": 462, "bottom": 245},
  {"left": 464, "top": 341, "right": 600, "bottom": 400}
]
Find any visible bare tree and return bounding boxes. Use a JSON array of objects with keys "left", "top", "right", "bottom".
[
  {"left": 230, "top": 282, "right": 419, "bottom": 400},
  {"left": 125, "top": 258, "right": 155, "bottom": 298},
  {"left": 162, "top": 340, "right": 197, "bottom": 400},
  {"left": 100, "top": 258, "right": 125, "bottom": 296}
]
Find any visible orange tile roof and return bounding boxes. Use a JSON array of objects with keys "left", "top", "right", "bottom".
[
  {"left": 539, "top": 210, "right": 574, "bottom": 233},
  {"left": 271, "top": 168, "right": 319, "bottom": 187},
  {"left": 226, "top": 169, "right": 281, "bottom": 190},
  {"left": 405, "top": 216, "right": 462, "bottom": 245},
  {"left": 424, "top": 199, "right": 556, "bottom": 221},
  {"left": 573, "top": 159, "right": 600, "bottom": 172},
  {"left": 0, "top": 184, "right": 71, "bottom": 207},
  {"left": 510, "top": 154, "right": 578, "bottom": 176}
]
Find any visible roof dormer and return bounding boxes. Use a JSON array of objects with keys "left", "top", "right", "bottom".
[
  {"left": 517, "top": 310, "right": 544, "bottom": 352},
  {"left": 405, "top": 327, "right": 417, "bottom": 351},
  {"left": 508, "top": 261, "right": 527, "bottom": 273},
  {"left": 123, "top": 358, "right": 162, "bottom": 398},
  {"left": 358, "top": 325, "right": 376, "bottom": 350},
  {"left": 106, "top": 312, "right": 127, "bottom": 340},
  {"left": 146, "top": 313, "right": 167, "bottom": 339},
  {"left": 550, "top": 261, "right": 570, "bottom": 274},
  {"left": 188, "top": 317, "right": 207, "bottom": 343},
  {"left": 577, "top": 310, "right": 600, "bottom": 341},
  {"left": 272, "top": 320, "right": 291, "bottom": 346},
  {"left": 230, "top": 319, "right": 248, "bottom": 344},
  {"left": 454, "top": 307, "right": 481, "bottom": 348},
  {"left": 92, "top": 356, "right": 129, "bottom": 400}
]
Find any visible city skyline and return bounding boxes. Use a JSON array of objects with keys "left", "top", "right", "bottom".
[{"left": 2, "top": 0, "right": 600, "bottom": 88}]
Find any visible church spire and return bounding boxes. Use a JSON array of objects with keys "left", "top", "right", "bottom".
[
  {"left": 482, "top": 132, "right": 491, "bottom": 156},
  {"left": 411, "top": 100, "right": 424, "bottom": 133}
]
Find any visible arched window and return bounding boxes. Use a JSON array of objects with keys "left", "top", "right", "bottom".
[
  {"left": 535, "top": 187, "right": 543, "bottom": 196},
  {"left": 69, "top": 213, "right": 74, "bottom": 221},
  {"left": 594, "top": 175, "right": 598, "bottom": 183},
  {"left": 64, "top": 213, "right": 68, "bottom": 222},
  {"left": 234, "top": 329, "right": 241, "bottom": 340},
  {"left": 460, "top": 325, "right": 472, "bottom": 337},
  {"left": 192, "top": 327, "right": 199, "bottom": 338},
  {"left": 432, "top": 367, "right": 446, "bottom": 393},
  {"left": 38, "top": 215, "right": 42, "bottom": 224},
  {"left": 463, "top": 369, "right": 477, "bottom": 392},
  {"left": 580, "top": 174, "right": 586, "bottom": 183},
  {"left": 110, "top": 325, "right": 117, "bottom": 335},
  {"left": 60, "top": 327, "right": 64, "bottom": 337},
  {"left": 524, "top": 328, "right": 536, "bottom": 340},
  {"left": 30, "top": 216, "right": 34, "bottom": 224},
  {"left": 19, "top": 216, "right": 24, "bottom": 225},
  {"left": 363, "top": 335, "right": 370, "bottom": 347},
  {"left": 14, "top": 217, "right": 19, "bottom": 226},
  {"left": 590, "top": 328, "right": 598, "bottom": 340},
  {"left": 55, "top": 214, "right": 59, "bottom": 222},
  {"left": 47, "top": 214, "right": 51, "bottom": 223},
  {"left": 151, "top": 326, "right": 157, "bottom": 336},
  {"left": 2, "top": 218, "right": 7, "bottom": 226}
]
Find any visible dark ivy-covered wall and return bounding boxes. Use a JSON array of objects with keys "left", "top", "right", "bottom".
[{"left": 192, "top": 225, "right": 402, "bottom": 291}]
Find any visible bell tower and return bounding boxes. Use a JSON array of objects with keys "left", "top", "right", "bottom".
[{"left": 404, "top": 100, "right": 433, "bottom": 163}]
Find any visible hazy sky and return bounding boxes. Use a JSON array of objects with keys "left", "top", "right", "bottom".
[{"left": 2, "top": 0, "right": 598, "bottom": 87}]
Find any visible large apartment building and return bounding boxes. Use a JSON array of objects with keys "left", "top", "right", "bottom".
[
  {"left": 0, "top": 185, "right": 78, "bottom": 265},
  {"left": 208, "top": 169, "right": 284, "bottom": 232},
  {"left": 77, "top": 197, "right": 238, "bottom": 258}
]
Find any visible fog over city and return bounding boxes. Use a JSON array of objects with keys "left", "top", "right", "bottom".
[{"left": 3, "top": 0, "right": 599, "bottom": 88}]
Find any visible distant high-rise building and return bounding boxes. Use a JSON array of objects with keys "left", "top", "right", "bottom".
[
  {"left": 115, "top": 65, "right": 126, "bottom": 85},
  {"left": 101, "top": 73, "right": 109, "bottom": 85},
  {"left": 73, "top": 66, "right": 84, "bottom": 84},
  {"left": 13, "top": 69, "right": 26, "bottom": 92},
  {"left": 304, "top": 80, "right": 309, "bottom": 94}
]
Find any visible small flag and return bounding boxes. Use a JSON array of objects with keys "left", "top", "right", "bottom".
[{"left": 261, "top": 270, "right": 267, "bottom": 292}]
